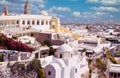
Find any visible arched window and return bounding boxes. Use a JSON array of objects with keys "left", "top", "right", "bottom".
[
  {"left": 75, "top": 68, "right": 77, "bottom": 73},
  {"left": 48, "top": 71, "right": 51, "bottom": 75},
  {"left": 41, "top": 21, "right": 44, "bottom": 25},
  {"left": 46, "top": 21, "right": 48, "bottom": 25},
  {"left": 60, "top": 54, "right": 62, "bottom": 58},
  {"left": 17, "top": 20, "right": 19, "bottom": 24},
  {"left": 32, "top": 21, "right": 35, "bottom": 25},
  {"left": 71, "top": 54, "right": 73, "bottom": 58},
  {"left": 22, "top": 20, "right": 25, "bottom": 25},
  {"left": 27, "top": 20, "right": 30, "bottom": 25},
  {"left": 37, "top": 20, "right": 39, "bottom": 25}
]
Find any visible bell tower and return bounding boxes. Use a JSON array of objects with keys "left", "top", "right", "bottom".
[
  {"left": 24, "top": 0, "right": 30, "bottom": 14},
  {"left": 3, "top": 6, "right": 8, "bottom": 15}
]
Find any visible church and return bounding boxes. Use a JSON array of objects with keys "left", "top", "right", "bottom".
[
  {"left": 0, "top": 0, "right": 60, "bottom": 32},
  {"left": 44, "top": 43, "right": 89, "bottom": 78}
]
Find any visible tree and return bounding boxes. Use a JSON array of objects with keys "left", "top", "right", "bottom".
[
  {"left": 44, "top": 40, "right": 51, "bottom": 47},
  {"left": 110, "top": 33, "right": 113, "bottom": 35},
  {"left": 106, "top": 48, "right": 118, "bottom": 64},
  {"left": 0, "top": 54, "right": 4, "bottom": 62},
  {"left": 29, "top": 59, "right": 45, "bottom": 78},
  {"left": 82, "top": 48, "right": 87, "bottom": 52},
  {"left": 49, "top": 47, "right": 55, "bottom": 55},
  {"left": 117, "top": 33, "right": 120, "bottom": 37}
]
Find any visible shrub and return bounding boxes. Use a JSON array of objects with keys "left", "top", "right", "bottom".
[
  {"left": 44, "top": 40, "right": 51, "bottom": 47},
  {"left": 49, "top": 47, "right": 55, "bottom": 55},
  {"left": 29, "top": 59, "right": 45, "bottom": 78},
  {"left": 0, "top": 54, "right": 4, "bottom": 62},
  {"left": 106, "top": 48, "right": 118, "bottom": 64}
]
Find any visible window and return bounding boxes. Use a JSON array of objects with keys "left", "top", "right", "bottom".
[
  {"left": 48, "top": 71, "right": 51, "bottom": 75},
  {"left": 27, "top": 21, "right": 30, "bottom": 25},
  {"left": 75, "top": 68, "right": 77, "bottom": 73},
  {"left": 46, "top": 21, "right": 48, "bottom": 25},
  {"left": 22, "top": 20, "right": 25, "bottom": 25},
  {"left": 41, "top": 21, "right": 44, "bottom": 25},
  {"left": 60, "top": 54, "right": 62, "bottom": 58},
  {"left": 17, "top": 20, "right": 19, "bottom": 24},
  {"left": 37, "top": 20, "right": 39, "bottom": 25},
  {"left": 32, "top": 21, "right": 35, "bottom": 25},
  {"left": 118, "top": 73, "right": 120, "bottom": 77},
  {"left": 81, "top": 74, "right": 85, "bottom": 77},
  {"left": 71, "top": 54, "right": 73, "bottom": 58}
]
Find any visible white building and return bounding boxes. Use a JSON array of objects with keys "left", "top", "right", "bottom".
[
  {"left": 44, "top": 44, "right": 89, "bottom": 78},
  {"left": 107, "top": 58, "right": 120, "bottom": 78},
  {"left": 18, "top": 35, "right": 35, "bottom": 44},
  {"left": 0, "top": 0, "right": 60, "bottom": 33}
]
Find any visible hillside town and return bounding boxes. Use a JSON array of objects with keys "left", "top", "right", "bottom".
[{"left": 0, "top": 0, "right": 120, "bottom": 78}]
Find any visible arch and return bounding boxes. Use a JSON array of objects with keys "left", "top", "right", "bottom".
[{"left": 45, "top": 63, "right": 61, "bottom": 78}]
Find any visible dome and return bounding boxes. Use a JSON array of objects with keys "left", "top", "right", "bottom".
[
  {"left": 40, "top": 10, "right": 48, "bottom": 16},
  {"left": 57, "top": 44, "right": 72, "bottom": 53}
]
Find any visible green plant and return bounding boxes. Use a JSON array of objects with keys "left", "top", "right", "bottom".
[
  {"left": 29, "top": 59, "right": 45, "bottom": 78},
  {"left": 106, "top": 48, "right": 118, "bottom": 64},
  {"left": 49, "top": 47, "right": 55, "bottom": 55},
  {"left": 26, "top": 41, "right": 31, "bottom": 44},
  {"left": 31, "top": 33, "right": 34, "bottom": 37},
  {"left": 82, "top": 48, "right": 87, "bottom": 52},
  {"left": 0, "top": 54, "right": 4, "bottom": 62},
  {"left": 44, "top": 40, "right": 51, "bottom": 47}
]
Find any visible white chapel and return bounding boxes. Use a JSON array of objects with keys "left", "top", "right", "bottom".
[{"left": 44, "top": 44, "right": 89, "bottom": 78}]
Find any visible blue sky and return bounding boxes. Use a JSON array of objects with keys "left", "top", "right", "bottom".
[{"left": 0, "top": 0, "right": 120, "bottom": 23}]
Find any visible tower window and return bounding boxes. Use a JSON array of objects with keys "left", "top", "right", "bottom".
[
  {"left": 60, "top": 54, "right": 62, "bottom": 58},
  {"left": 48, "top": 71, "right": 51, "bottom": 75}
]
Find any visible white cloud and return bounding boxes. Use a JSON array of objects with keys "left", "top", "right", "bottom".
[
  {"left": 70, "top": 0, "right": 78, "bottom": 1},
  {"left": 87, "top": 0, "right": 120, "bottom": 6},
  {"left": 86, "top": 0, "right": 99, "bottom": 3},
  {"left": 72, "top": 11, "right": 81, "bottom": 17},
  {"left": 95, "top": 12, "right": 105, "bottom": 16},
  {"left": 100, "top": 0, "right": 118, "bottom": 5},
  {"left": 82, "top": 11, "right": 113, "bottom": 19},
  {"left": 91, "top": 6, "right": 119, "bottom": 12},
  {"left": 100, "top": 0, "right": 120, "bottom": 6},
  {"left": 0, "top": 0, "right": 11, "bottom": 5},
  {"left": 0, "top": 0, "right": 46, "bottom": 14},
  {"left": 49, "top": 6, "right": 71, "bottom": 12}
]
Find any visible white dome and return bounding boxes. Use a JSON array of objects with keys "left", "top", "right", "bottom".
[
  {"left": 57, "top": 44, "right": 72, "bottom": 53},
  {"left": 40, "top": 10, "right": 48, "bottom": 16}
]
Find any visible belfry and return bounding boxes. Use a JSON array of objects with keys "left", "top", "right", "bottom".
[{"left": 24, "top": 0, "right": 30, "bottom": 14}]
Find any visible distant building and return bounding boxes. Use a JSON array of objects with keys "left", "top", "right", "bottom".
[{"left": 107, "top": 58, "right": 120, "bottom": 78}]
